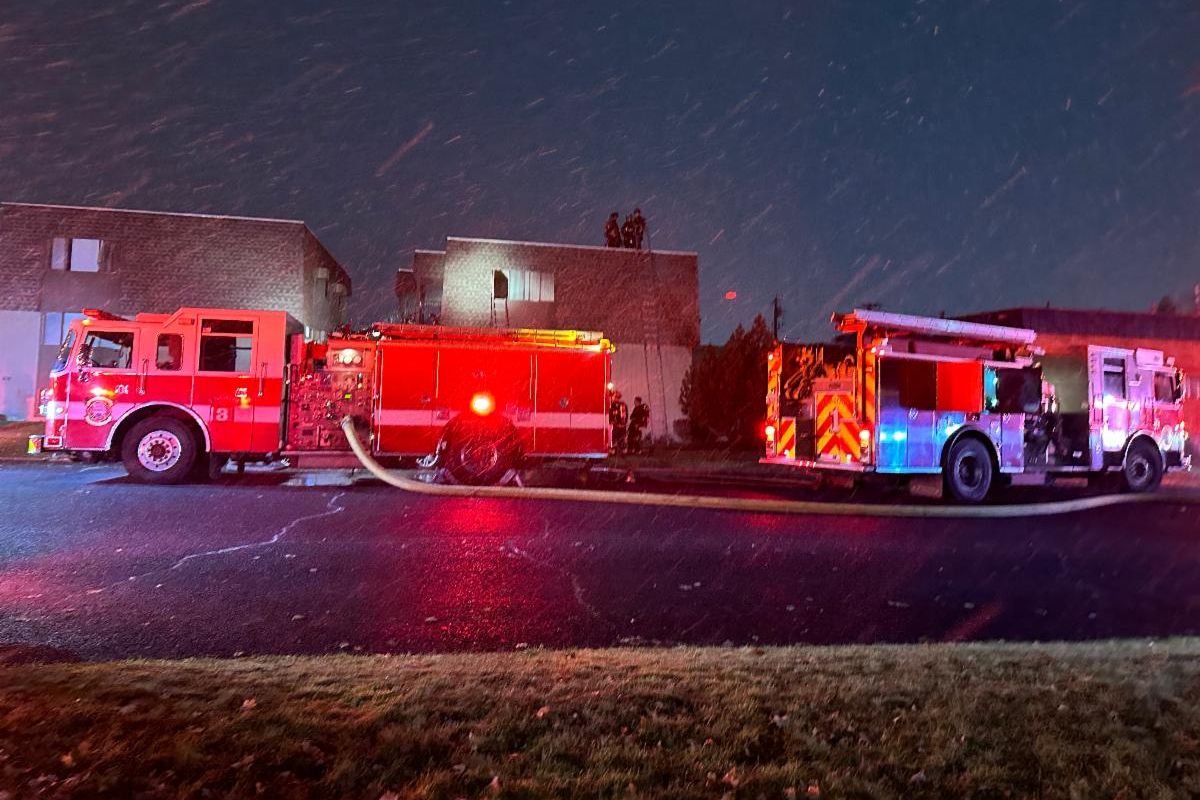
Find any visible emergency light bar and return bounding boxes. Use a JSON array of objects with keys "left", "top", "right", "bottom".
[
  {"left": 367, "top": 323, "right": 608, "bottom": 348},
  {"left": 82, "top": 308, "right": 129, "bottom": 321},
  {"left": 835, "top": 308, "right": 1037, "bottom": 346}
]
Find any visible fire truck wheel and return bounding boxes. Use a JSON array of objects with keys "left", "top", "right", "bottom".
[
  {"left": 444, "top": 424, "right": 519, "bottom": 486},
  {"left": 943, "top": 437, "right": 994, "bottom": 504},
  {"left": 121, "top": 416, "right": 198, "bottom": 485},
  {"left": 1121, "top": 438, "right": 1163, "bottom": 493}
]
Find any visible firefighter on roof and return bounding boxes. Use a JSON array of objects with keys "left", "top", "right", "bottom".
[
  {"left": 605, "top": 212, "right": 622, "bottom": 247},
  {"left": 631, "top": 208, "right": 646, "bottom": 249},
  {"left": 621, "top": 214, "right": 637, "bottom": 248}
]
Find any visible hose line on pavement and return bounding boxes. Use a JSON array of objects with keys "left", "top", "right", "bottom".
[{"left": 339, "top": 417, "right": 1196, "bottom": 519}]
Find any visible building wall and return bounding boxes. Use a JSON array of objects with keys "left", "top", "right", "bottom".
[
  {"left": 402, "top": 236, "right": 701, "bottom": 440},
  {"left": 1034, "top": 331, "right": 1200, "bottom": 458},
  {"left": 0, "top": 311, "right": 41, "bottom": 419},
  {"left": 0, "top": 203, "right": 350, "bottom": 419},
  {"left": 435, "top": 237, "right": 699, "bottom": 348},
  {"left": 301, "top": 227, "right": 350, "bottom": 336},
  {"left": 611, "top": 344, "right": 693, "bottom": 442}
]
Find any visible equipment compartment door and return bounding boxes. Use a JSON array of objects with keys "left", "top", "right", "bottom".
[
  {"left": 1088, "top": 346, "right": 1132, "bottom": 464},
  {"left": 436, "top": 345, "right": 535, "bottom": 450},
  {"left": 534, "top": 350, "right": 606, "bottom": 455},
  {"left": 375, "top": 344, "right": 438, "bottom": 454},
  {"left": 813, "top": 379, "right": 861, "bottom": 464}
]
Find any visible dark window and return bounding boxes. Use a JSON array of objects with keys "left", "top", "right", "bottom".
[
  {"left": 202, "top": 319, "right": 254, "bottom": 335},
  {"left": 199, "top": 318, "right": 254, "bottom": 372},
  {"left": 42, "top": 312, "right": 85, "bottom": 346},
  {"left": 987, "top": 366, "right": 1042, "bottom": 414},
  {"left": 81, "top": 330, "right": 134, "bottom": 369},
  {"left": 156, "top": 334, "right": 183, "bottom": 370},
  {"left": 1153, "top": 372, "right": 1177, "bottom": 404},
  {"left": 50, "top": 237, "right": 106, "bottom": 272},
  {"left": 52, "top": 329, "right": 77, "bottom": 372},
  {"left": 200, "top": 335, "right": 253, "bottom": 372},
  {"left": 1102, "top": 357, "right": 1126, "bottom": 399},
  {"left": 498, "top": 268, "right": 554, "bottom": 302},
  {"left": 879, "top": 358, "right": 936, "bottom": 411}
]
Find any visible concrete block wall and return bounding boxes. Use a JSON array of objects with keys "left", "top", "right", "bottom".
[
  {"left": 0, "top": 204, "right": 346, "bottom": 321},
  {"left": 437, "top": 237, "right": 700, "bottom": 349},
  {"left": 405, "top": 236, "right": 702, "bottom": 440},
  {"left": 0, "top": 202, "right": 351, "bottom": 418}
]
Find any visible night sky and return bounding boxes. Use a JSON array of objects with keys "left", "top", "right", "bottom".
[{"left": 2, "top": 0, "right": 1198, "bottom": 341}]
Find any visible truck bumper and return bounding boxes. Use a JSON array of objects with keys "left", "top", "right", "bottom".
[{"left": 27, "top": 435, "right": 63, "bottom": 454}]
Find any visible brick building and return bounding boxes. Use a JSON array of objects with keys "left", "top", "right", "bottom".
[
  {"left": 961, "top": 307, "right": 1200, "bottom": 457},
  {"left": 0, "top": 202, "right": 351, "bottom": 419},
  {"left": 397, "top": 236, "right": 700, "bottom": 441}
]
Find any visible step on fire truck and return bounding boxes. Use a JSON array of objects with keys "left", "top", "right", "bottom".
[
  {"left": 764, "top": 309, "right": 1189, "bottom": 502},
  {"left": 30, "top": 308, "right": 612, "bottom": 485}
]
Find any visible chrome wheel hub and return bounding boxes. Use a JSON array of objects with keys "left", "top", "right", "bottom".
[
  {"left": 462, "top": 440, "right": 500, "bottom": 475},
  {"left": 137, "top": 430, "right": 183, "bottom": 472}
]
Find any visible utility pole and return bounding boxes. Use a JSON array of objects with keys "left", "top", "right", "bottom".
[{"left": 771, "top": 296, "right": 783, "bottom": 340}]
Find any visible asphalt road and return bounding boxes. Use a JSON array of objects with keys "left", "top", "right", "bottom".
[{"left": 1, "top": 461, "right": 1198, "bottom": 660}]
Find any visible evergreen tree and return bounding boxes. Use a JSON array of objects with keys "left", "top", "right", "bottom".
[{"left": 679, "top": 314, "right": 774, "bottom": 446}]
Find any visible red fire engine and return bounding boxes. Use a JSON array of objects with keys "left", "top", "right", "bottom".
[
  {"left": 30, "top": 308, "right": 612, "bottom": 485},
  {"left": 765, "top": 309, "right": 1190, "bottom": 502}
]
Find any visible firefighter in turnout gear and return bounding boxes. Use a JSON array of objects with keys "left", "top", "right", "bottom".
[
  {"left": 628, "top": 396, "right": 650, "bottom": 454},
  {"left": 609, "top": 391, "right": 629, "bottom": 454},
  {"left": 604, "top": 212, "right": 622, "bottom": 247},
  {"left": 630, "top": 208, "right": 646, "bottom": 249},
  {"left": 621, "top": 214, "right": 637, "bottom": 248}
]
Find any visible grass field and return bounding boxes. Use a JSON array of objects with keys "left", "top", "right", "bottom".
[
  {"left": 2, "top": 641, "right": 1198, "bottom": 798},
  {"left": 0, "top": 421, "right": 40, "bottom": 458}
]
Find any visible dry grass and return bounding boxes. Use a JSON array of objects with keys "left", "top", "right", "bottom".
[
  {"left": 0, "top": 421, "right": 41, "bottom": 458},
  {"left": 2, "top": 642, "right": 1199, "bottom": 799}
]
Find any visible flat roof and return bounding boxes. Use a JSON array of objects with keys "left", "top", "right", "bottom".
[
  {"left": 1, "top": 201, "right": 304, "bottom": 226},
  {"left": 446, "top": 235, "right": 698, "bottom": 258},
  {"left": 961, "top": 307, "right": 1200, "bottom": 342}
]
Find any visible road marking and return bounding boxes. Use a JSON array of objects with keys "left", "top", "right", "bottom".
[
  {"left": 170, "top": 492, "right": 347, "bottom": 570},
  {"left": 339, "top": 417, "right": 1200, "bottom": 519}
]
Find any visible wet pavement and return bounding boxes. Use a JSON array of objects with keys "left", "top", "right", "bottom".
[{"left": 1, "top": 461, "right": 1197, "bottom": 660}]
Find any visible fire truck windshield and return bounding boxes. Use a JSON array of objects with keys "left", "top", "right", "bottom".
[{"left": 52, "top": 329, "right": 77, "bottom": 372}]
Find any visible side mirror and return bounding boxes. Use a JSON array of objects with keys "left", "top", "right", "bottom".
[{"left": 76, "top": 343, "right": 93, "bottom": 382}]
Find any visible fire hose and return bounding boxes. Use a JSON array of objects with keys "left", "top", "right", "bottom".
[{"left": 339, "top": 417, "right": 1195, "bottom": 519}]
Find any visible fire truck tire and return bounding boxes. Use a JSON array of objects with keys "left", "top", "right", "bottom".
[
  {"left": 121, "top": 416, "right": 198, "bottom": 485},
  {"left": 1121, "top": 438, "right": 1163, "bottom": 493},
  {"left": 943, "top": 437, "right": 994, "bottom": 504},
  {"left": 444, "top": 423, "right": 520, "bottom": 486}
]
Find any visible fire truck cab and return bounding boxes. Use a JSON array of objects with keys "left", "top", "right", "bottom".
[
  {"left": 33, "top": 308, "right": 612, "bottom": 486},
  {"left": 32, "top": 308, "right": 296, "bottom": 482},
  {"left": 764, "top": 309, "right": 1189, "bottom": 502}
]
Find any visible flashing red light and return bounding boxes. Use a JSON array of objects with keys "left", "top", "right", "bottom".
[
  {"left": 470, "top": 392, "right": 496, "bottom": 416},
  {"left": 724, "top": 291, "right": 737, "bottom": 300}
]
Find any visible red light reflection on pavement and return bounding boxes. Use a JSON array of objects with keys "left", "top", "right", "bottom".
[{"left": 367, "top": 499, "right": 597, "bottom": 650}]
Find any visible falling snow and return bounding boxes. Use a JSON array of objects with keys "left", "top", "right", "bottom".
[{"left": 0, "top": 1, "right": 1197, "bottom": 340}]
